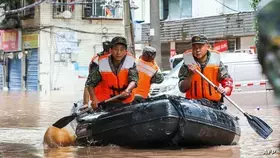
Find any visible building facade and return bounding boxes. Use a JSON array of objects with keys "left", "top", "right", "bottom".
[
  {"left": 134, "top": 0, "right": 256, "bottom": 70},
  {"left": 0, "top": 0, "right": 124, "bottom": 92}
]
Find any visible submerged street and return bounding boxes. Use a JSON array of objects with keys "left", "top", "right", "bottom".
[
  {"left": 0, "top": 91, "right": 279, "bottom": 158},
  {"left": 0, "top": 0, "right": 279, "bottom": 157}
]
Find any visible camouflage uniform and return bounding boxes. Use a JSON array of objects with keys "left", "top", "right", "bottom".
[
  {"left": 178, "top": 50, "right": 232, "bottom": 109},
  {"left": 88, "top": 51, "right": 108, "bottom": 72},
  {"left": 151, "top": 71, "right": 164, "bottom": 84},
  {"left": 86, "top": 36, "right": 138, "bottom": 88},
  {"left": 85, "top": 54, "right": 138, "bottom": 88},
  {"left": 140, "top": 46, "right": 164, "bottom": 84},
  {"left": 178, "top": 51, "right": 231, "bottom": 83}
]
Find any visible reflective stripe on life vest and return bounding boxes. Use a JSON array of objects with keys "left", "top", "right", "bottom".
[
  {"left": 98, "top": 53, "right": 135, "bottom": 104},
  {"left": 89, "top": 52, "right": 110, "bottom": 103},
  {"left": 184, "top": 51, "right": 222, "bottom": 101},
  {"left": 134, "top": 59, "right": 158, "bottom": 98}
]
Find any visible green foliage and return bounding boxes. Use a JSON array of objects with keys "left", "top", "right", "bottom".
[
  {"left": 251, "top": 0, "right": 261, "bottom": 45},
  {"left": 251, "top": 0, "right": 261, "bottom": 10}
]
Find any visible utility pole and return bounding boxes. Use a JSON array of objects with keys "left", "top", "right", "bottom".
[
  {"left": 123, "top": 0, "right": 135, "bottom": 55},
  {"left": 150, "top": 0, "right": 161, "bottom": 68}
]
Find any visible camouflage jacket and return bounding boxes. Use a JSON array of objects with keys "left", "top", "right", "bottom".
[
  {"left": 85, "top": 55, "right": 138, "bottom": 87},
  {"left": 88, "top": 51, "right": 109, "bottom": 72},
  {"left": 137, "top": 57, "right": 164, "bottom": 84},
  {"left": 151, "top": 70, "right": 164, "bottom": 84},
  {"left": 178, "top": 51, "right": 232, "bottom": 82}
]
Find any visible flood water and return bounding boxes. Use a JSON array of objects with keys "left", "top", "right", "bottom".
[{"left": 0, "top": 91, "right": 279, "bottom": 158}]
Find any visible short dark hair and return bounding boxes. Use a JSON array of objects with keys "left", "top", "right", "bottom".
[{"left": 102, "top": 41, "right": 111, "bottom": 52}]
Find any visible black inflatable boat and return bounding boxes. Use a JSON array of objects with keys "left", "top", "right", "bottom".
[{"left": 70, "top": 95, "right": 240, "bottom": 148}]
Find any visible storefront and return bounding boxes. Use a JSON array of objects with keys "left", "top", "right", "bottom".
[
  {"left": 8, "top": 54, "right": 22, "bottom": 90},
  {"left": 23, "top": 33, "right": 39, "bottom": 91},
  {"left": 0, "top": 63, "right": 3, "bottom": 90},
  {"left": 0, "top": 30, "right": 40, "bottom": 91},
  {"left": 0, "top": 29, "right": 22, "bottom": 91}
]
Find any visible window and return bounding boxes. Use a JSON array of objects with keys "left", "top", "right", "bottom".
[
  {"left": 53, "top": 0, "right": 74, "bottom": 18},
  {"left": 21, "top": 0, "right": 35, "bottom": 19},
  {"left": 228, "top": 39, "right": 236, "bottom": 52},
  {"left": 168, "top": 0, "right": 180, "bottom": 20},
  {"left": 9, "top": 0, "right": 35, "bottom": 20},
  {"left": 172, "top": 57, "right": 183, "bottom": 69},
  {"left": 180, "top": 0, "right": 192, "bottom": 18},
  {"left": 223, "top": 0, "right": 253, "bottom": 14},
  {"left": 163, "top": 0, "right": 192, "bottom": 20},
  {"left": 83, "top": 0, "right": 123, "bottom": 19}
]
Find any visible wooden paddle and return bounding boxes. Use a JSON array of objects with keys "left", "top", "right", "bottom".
[
  {"left": 195, "top": 69, "right": 273, "bottom": 139},
  {"left": 52, "top": 94, "right": 123, "bottom": 129}
]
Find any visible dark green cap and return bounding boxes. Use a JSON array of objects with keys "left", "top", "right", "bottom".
[
  {"left": 191, "top": 34, "right": 208, "bottom": 44},
  {"left": 111, "top": 36, "right": 127, "bottom": 47}
]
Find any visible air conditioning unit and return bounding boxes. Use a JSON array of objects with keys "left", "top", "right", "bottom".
[
  {"left": 71, "top": 53, "right": 78, "bottom": 62},
  {"left": 62, "top": 10, "right": 72, "bottom": 19},
  {"left": 54, "top": 53, "right": 61, "bottom": 62}
]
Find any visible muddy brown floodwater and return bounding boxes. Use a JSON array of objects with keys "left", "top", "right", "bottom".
[{"left": 0, "top": 91, "right": 279, "bottom": 158}]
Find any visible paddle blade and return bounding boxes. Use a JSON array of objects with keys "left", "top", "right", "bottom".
[
  {"left": 52, "top": 114, "right": 77, "bottom": 129},
  {"left": 245, "top": 113, "right": 273, "bottom": 139}
]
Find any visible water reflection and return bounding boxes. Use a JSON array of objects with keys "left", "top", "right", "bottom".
[
  {"left": 0, "top": 143, "right": 41, "bottom": 158},
  {"left": 0, "top": 92, "right": 40, "bottom": 128},
  {"left": 43, "top": 146, "right": 241, "bottom": 158},
  {"left": 0, "top": 91, "right": 279, "bottom": 158}
]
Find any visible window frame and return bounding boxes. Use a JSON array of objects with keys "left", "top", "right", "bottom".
[
  {"left": 20, "top": 0, "right": 35, "bottom": 20},
  {"left": 82, "top": 0, "right": 123, "bottom": 20},
  {"left": 228, "top": 39, "right": 236, "bottom": 52},
  {"left": 223, "top": 0, "right": 253, "bottom": 14},
  {"left": 52, "top": 0, "right": 75, "bottom": 19}
]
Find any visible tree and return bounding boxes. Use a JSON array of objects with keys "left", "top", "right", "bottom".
[
  {"left": 251, "top": 0, "right": 261, "bottom": 45},
  {"left": 251, "top": 0, "right": 261, "bottom": 10}
]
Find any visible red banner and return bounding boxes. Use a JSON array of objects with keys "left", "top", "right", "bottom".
[
  {"left": 213, "top": 40, "right": 228, "bottom": 52},
  {"left": 0, "top": 29, "right": 21, "bottom": 52},
  {"left": 250, "top": 46, "right": 256, "bottom": 54},
  {"left": 170, "top": 49, "right": 176, "bottom": 58}
]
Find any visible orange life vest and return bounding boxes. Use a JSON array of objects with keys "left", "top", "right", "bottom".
[
  {"left": 89, "top": 52, "right": 110, "bottom": 105},
  {"left": 91, "top": 51, "right": 110, "bottom": 65},
  {"left": 97, "top": 53, "right": 135, "bottom": 104},
  {"left": 184, "top": 51, "right": 222, "bottom": 101},
  {"left": 134, "top": 58, "right": 158, "bottom": 98}
]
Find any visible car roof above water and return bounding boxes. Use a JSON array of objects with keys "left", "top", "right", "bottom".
[
  {"left": 168, "top": 53, "right": 259, "bottom": 77},
  {"left": 221, "top": 53, "right": 258, "bottom": 64},
  {"left": 170, "top": 53, "right": 258, "bottom": 66}
]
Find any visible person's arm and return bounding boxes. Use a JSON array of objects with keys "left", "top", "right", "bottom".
[
  {"left": 122, "top": 63, "right": 138, "bottom": 97},
  {"left": 83, "top": 59, "right": 97, "bottom": 105},
  {"left": 218, "top": 61, "right": 233, "bottom": 96},
  {"left": 150, "top": 66, "right": 164, "bottom": 84},
  {"left": 83, "top": 87, "right": 90, "bottom": 105},
  {"left": 128, "top": 63, "right": 138, "bottom": 89},
  {"left": 178, "top": 64, "right": 194, "bottom": 93},
  {"left": 83, "top": 63, "right": 102, "bottom": 108},
  {"left": 126, "top": 81, "right": 137, "bottom": 93},
  {"left": 87, "top": 86, "right": 99, "bottom": 109}
]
